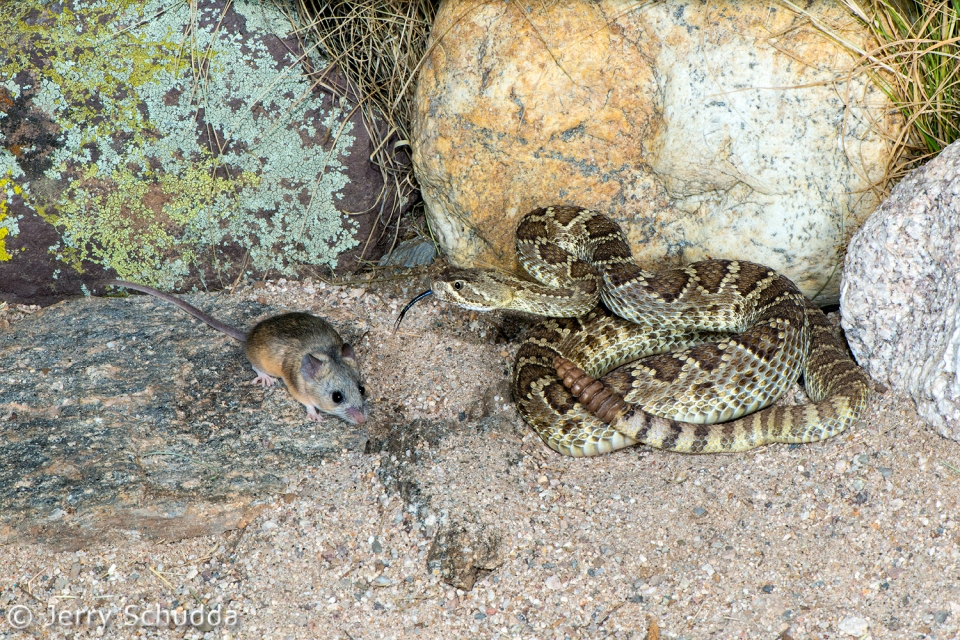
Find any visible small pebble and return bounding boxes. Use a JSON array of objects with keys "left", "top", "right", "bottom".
[{"left": 837, "top": 615, "right": 869, "bottom": 636}]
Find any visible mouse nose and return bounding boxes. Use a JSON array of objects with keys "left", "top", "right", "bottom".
[{"left": 345, "top": 407, "right": 367, "bottom": 424}]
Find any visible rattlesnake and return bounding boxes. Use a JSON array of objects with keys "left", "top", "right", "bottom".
[{"left": 410, "top": 206, "right": 869, "bottom": 457}]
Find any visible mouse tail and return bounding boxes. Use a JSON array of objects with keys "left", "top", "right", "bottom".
[{"left": 105, "top": 280, "right": 247, "bottom": 342}]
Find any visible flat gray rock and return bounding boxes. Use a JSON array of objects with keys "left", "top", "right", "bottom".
[
  {"left": 379, "top": 239, "right": 438, "bottom": 268},
  {"left": 0, "top": 295, "right": 367, "bottom": 548},
  {"left": 841, "top": 140, "right": 960, "bottom": 441}
]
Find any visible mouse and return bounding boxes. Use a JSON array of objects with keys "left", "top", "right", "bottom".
[{"left": 105, "top": 280, "right": 368, "bottom": 425}]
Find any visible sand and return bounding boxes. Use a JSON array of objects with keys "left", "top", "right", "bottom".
[{"left": 2, "top": 277, "right": 959, "bottom": 640}]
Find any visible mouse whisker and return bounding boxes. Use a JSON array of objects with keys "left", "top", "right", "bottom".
[{"left": 395, "top": 290, "right": 432, "bottom": 332}]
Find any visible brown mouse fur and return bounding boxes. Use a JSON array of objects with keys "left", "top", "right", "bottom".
[{"left": 105, "top": 281, "right": 367, "bottom": 425}]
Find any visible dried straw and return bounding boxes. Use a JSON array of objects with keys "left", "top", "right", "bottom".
[
  {"left": 841, "top": 0, "right": 960, "bottom": 186},
  {"left": 290, "top": 0, "right": 439, "bottom": 257}
]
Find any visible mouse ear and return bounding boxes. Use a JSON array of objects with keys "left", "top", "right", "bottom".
[
  {"left": 301, "top": 353, "right": 330, "bottom": 380},
  {"left": 341, "top": 343, "right": 357, "bottom": 362}
]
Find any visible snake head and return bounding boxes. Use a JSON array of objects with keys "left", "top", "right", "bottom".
[
  {"left": 394, "top": 269, "right": 521, "bottom": 331},
  {"left": 431, "top": 268, "right": 520, "bottom": 311}
]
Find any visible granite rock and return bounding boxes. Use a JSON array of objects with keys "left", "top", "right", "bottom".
[
  {"left": 0, "top": 294, "right": 368, "bottom": 547},
  {"left": 841, "top": 141, "right": 960, "bottom": 440},
  {"left": 412, "top": 0, "right": 898, "bottom": 303}
]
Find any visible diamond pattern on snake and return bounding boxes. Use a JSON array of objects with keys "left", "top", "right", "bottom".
[{"left": 400, "top": 206, "right": 869, "bottom": 457}]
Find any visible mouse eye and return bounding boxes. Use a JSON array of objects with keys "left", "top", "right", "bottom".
[
  {"left": 358, "top": 384, "right": 366, "bottom": 396},
  {"left": 332, "top": 391, "right": 344, "bottom": 404},
  {"left": 453, "top": 281, "right": 463, "bottom": 291}
]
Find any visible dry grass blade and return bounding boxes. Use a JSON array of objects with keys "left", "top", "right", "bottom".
[
  {"left": 840, "top": 0, "right": 960, "bottom": 186},
  {"left": 289, "top": 0, "right": 439, "bottom": 256}
]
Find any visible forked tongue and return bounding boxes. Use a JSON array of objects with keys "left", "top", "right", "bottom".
[{"left": 394, "top": 290, "right": 432, "bottom": 331}]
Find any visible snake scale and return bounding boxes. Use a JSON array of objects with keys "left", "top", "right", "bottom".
[{"left": 416, "top": 205, "right": 870, "bottom": 457}]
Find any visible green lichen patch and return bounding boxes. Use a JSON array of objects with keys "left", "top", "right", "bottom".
[
  {"left": 0, "top": 178, "right": 17, "bottom": 262},
  {"left": 0, "top": 158, "right": 27, "bottom": 263}
]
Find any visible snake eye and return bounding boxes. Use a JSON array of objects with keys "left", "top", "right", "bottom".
[
  {"left": 332, "top": 391, "right": 344, "bottom": 404},
  {"left": 454, "top": 281, "right": 463, "bottom": 290},
  {"left": 358, "top": 384, "right": 366, "bottom": 396}
]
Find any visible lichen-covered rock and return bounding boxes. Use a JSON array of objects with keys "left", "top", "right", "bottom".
[
  {"left": 841, "top": 141, "right": 960, "bottom": 441},
  {"left": 412, "top": 0, "right": 898, "bottom": 304},
  {"left": 0, "top": 0, "right": 403, "bottom": 305},
  {"left": 0, "top": 294, "right": 368, "bottom": 547}
]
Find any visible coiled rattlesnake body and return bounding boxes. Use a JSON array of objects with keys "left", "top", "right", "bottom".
[{"left": 425, "top": 206, "right": 869, "bottom": 457}]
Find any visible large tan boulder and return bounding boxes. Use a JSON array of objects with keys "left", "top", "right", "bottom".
[{"left": 412, "top": 0, "right": 899, "bottom": 304}]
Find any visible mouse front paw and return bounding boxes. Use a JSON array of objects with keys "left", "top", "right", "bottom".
[
  {"left": 306, "top": 405, "right": 324, "bottom": 422},
  {"left": 252, "top": 372, "right": 278, "bottom": 387}
]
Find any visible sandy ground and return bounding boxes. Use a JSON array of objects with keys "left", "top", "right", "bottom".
[{"left": 2, "top": 277, "right": 960, "bottom": 640}]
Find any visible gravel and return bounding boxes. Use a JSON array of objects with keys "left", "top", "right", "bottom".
[{"left": 2, "top": 277, "right": 960, "bottom": 639}]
